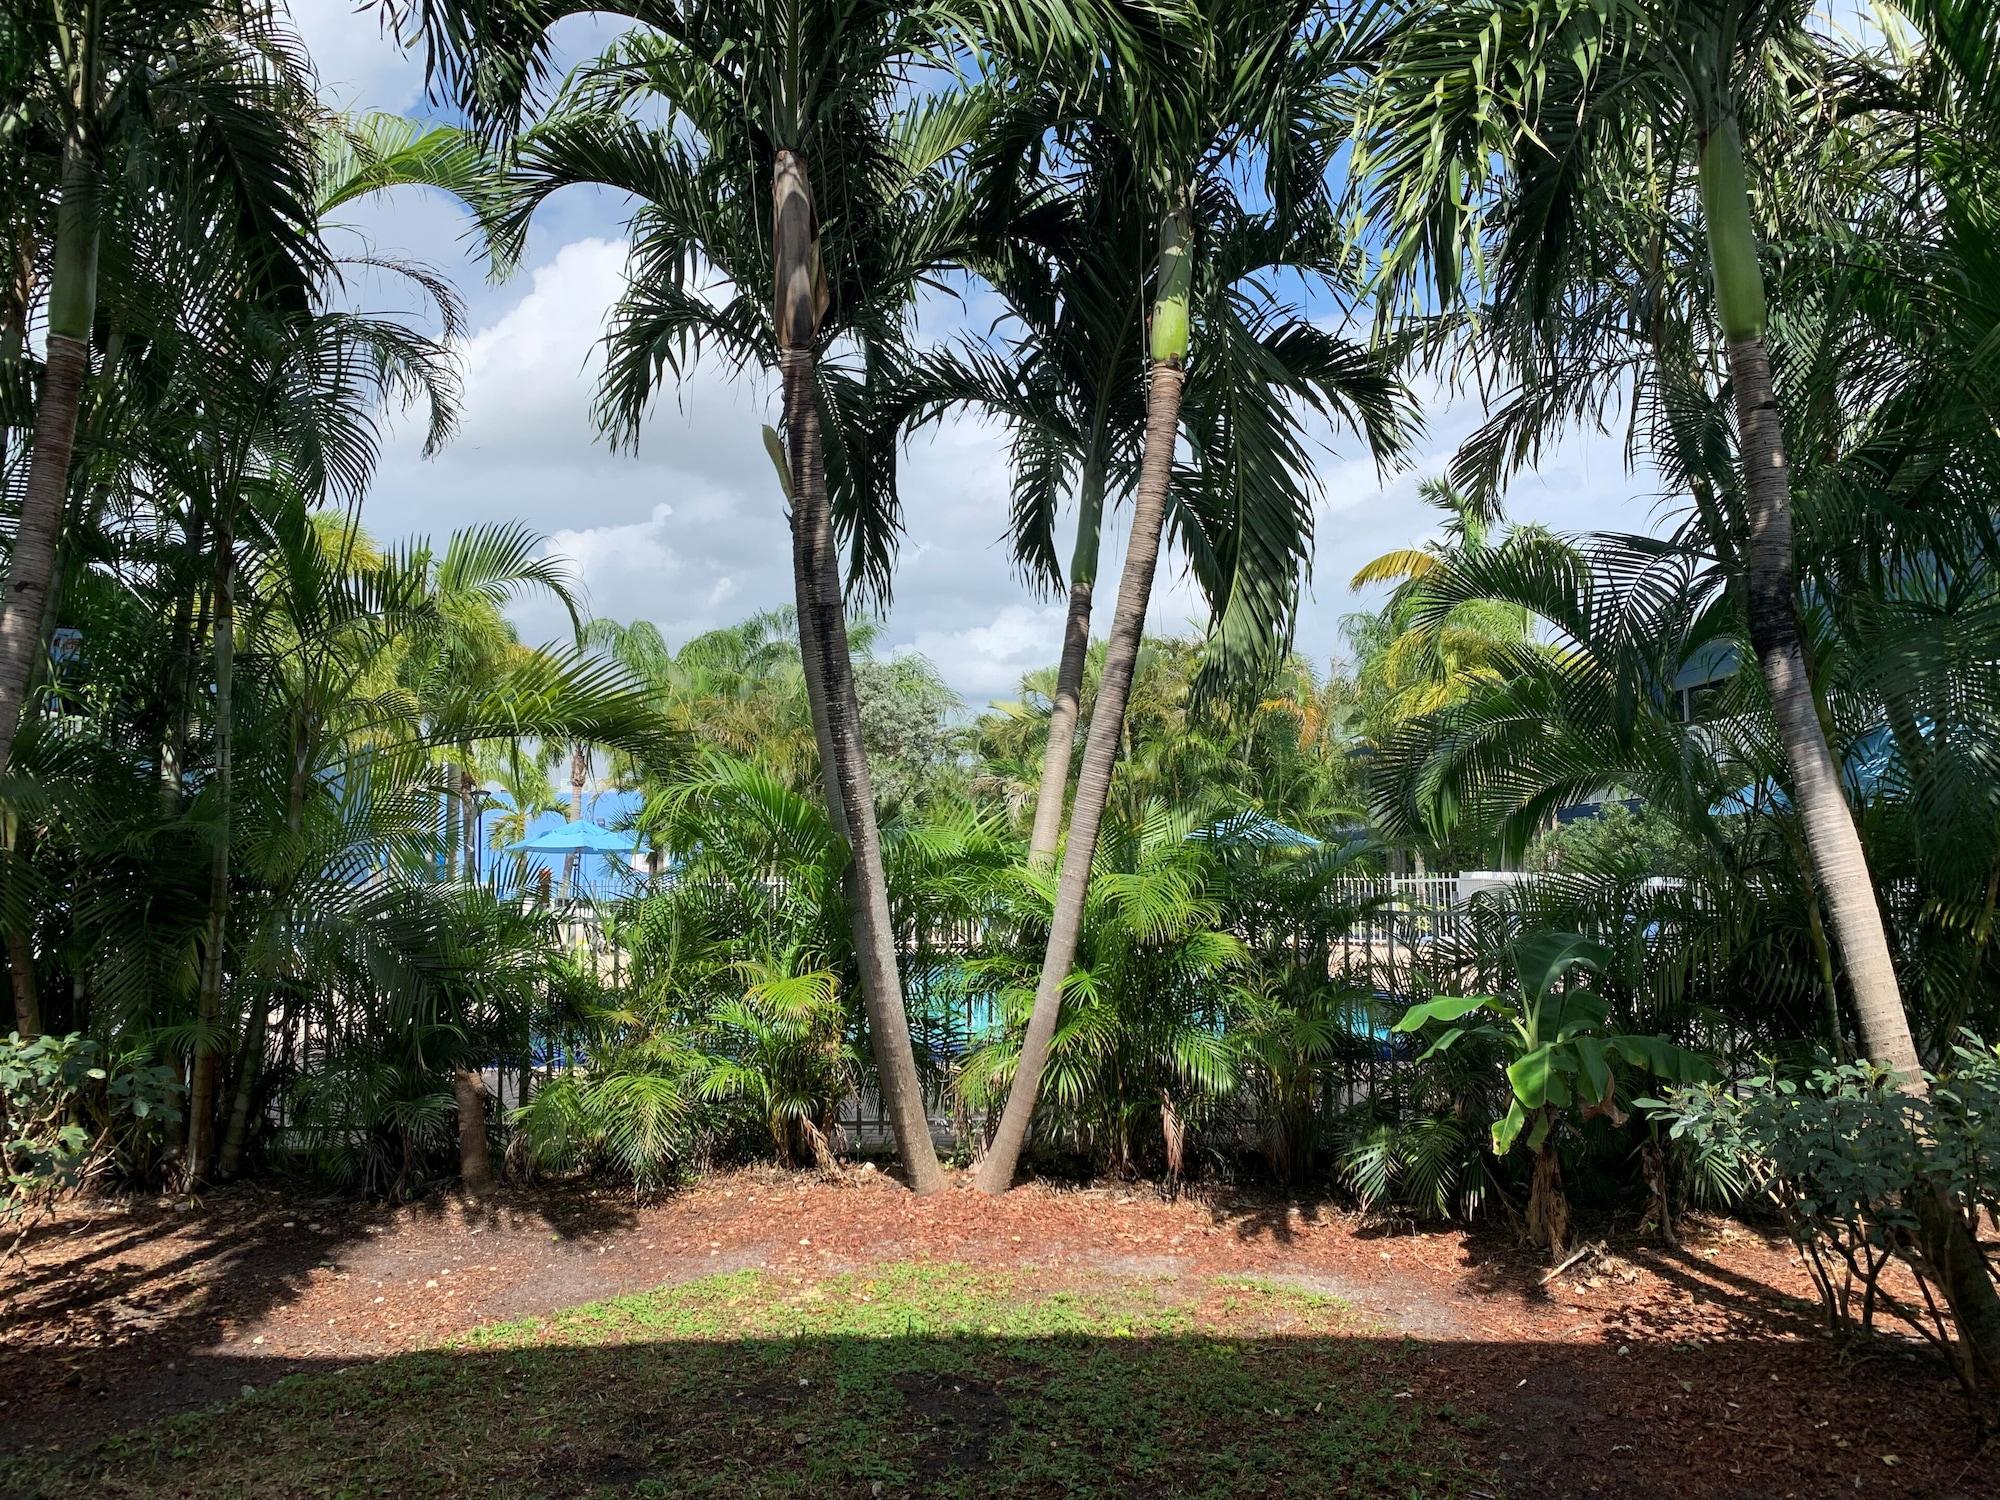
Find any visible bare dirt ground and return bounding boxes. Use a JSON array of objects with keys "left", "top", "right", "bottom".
[{"left": 3, "top": 1166, "right": 1990, "bottom": 1498}]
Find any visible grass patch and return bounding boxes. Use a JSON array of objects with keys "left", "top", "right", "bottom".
[{"left": 4, "top": 1265, "right": 1477, "bottom": 1498}]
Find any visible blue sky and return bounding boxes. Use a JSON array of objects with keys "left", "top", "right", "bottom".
[{"left": 293, "top": 0, "right": 1668, "bottom": 707}]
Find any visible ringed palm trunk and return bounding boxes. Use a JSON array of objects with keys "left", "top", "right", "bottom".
[
  {"left": 561, "top": 743, "right": 586, "bottom": 896},
  {"left": 1703, "top": 118, "right": 2000, "bottom": 1388},
  {"left": 976, "top": 207, "right": 1194, "bottom": 1195},
  {"left": 1703, "top": 122, "right": 1912, "bottom": 1078},
  {"left": 0, "top": 138, "right": 98, "bottom": 779},
  {"left": 1025, "top": 461, "right": 1105, "bottom": 869},
  {"left": 774, "top": 149, "right": 941, "bottom": 1194},
  {"left": 6, "top": 917, "right": 40, "bottom": 1039},
  {"left": 443, "top": 760, "right": 461, "bottom": 881},
  {"left": 454, "top": 1067, "right": 495, "bottom": 1194},
  {"left": 185, "top": 525, "right": 237, "bottom": 1186},
  {"left": 0, "top": 236, "right": 30, "bottom": 479},
  {"left": 462, "top": 767, "right": 481, "bottom": 882},
  {"left": 215, "top": 997, "right": 268, "bottom": 1178}
]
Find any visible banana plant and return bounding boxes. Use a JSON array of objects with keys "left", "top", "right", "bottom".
[{"left": 1394, "top": 930, "right": 1709, "bottom": 1255}]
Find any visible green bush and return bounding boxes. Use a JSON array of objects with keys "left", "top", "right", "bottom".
[
  {"left": 1650, "top": 1039, "right": 2000, "bottom": 1380},
  {"left": 2, "top": 1032, "right": 182, "bottom": 1242}
]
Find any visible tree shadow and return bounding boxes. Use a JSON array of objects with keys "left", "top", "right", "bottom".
[
  {"left": 2, "top": 1322, "right": 1987, "bottom": 1500},
  {"left": 1199, "top": 1186, "right": 1339, "bottom": 1246},
  {"left": 0, "top": 1180, "right": 651, "bottom": 1452}
]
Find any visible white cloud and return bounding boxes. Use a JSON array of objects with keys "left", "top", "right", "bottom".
[
  {"left": 290, "top": 10, "right": 1671, "bottom": 709},
  {"left": 286, "top": 0, "right": 425, "bottom": 113},
  {"left": 905, "top": 604, "right": 1070, "bottom": 704},
  {"left": 359, "top": 230, "right": 1664, "bottom": 701}
]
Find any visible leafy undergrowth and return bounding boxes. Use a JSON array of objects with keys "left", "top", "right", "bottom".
[{"left": 4, "top": 1264, "right": 1478, "bottom": 1498}]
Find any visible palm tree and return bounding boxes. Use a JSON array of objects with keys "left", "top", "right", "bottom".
[
  {"left": 947, "top": 101, "right": 1151, "bottom": 866},
  {"left": 406, "top": 1, "right": 1016, "bottom": 1192},
  {"left": 0, "top": 0, "right": 329, "bottom": 781},
  {"left": 1356, "top": 0, "right": 1920, "bottom": 1076},
  {"left": 1346, "top": 479, "right": 1541, "bottom": 755},
  {"left": 974, "top": 0, "right": 1407, "bottom": 1192},
  {"left": 1355, "top": 0, "right": 2000, "bottom": 1371},
  {"left": 947, "top": 86, "right": 1397, "bottom": 867}
]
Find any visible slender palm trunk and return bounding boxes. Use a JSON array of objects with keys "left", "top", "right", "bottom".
[
  {"left": 782, "top": 348, "right": 942, "bottom": 1192},
  {"left": 1729, "top": 332, "right": 1914, "bottom": 1072},
  {"left": 560, "top": 743, "right": 585, "bottom": 896},
  {"left": 1703, "top": 122, "right": 1914, "bottom": 1074},
  {"left": 1026, "top": 463, "right": 1105, "bottom": 869},
  {"left": 442, "top": 760, "right": 460, "bottom": 881},
  {"left": 0, "top": 236, "right": 30, "bottom": 480},
  {"left": 186, "top": 528, "right": 236, "bottom": 1186},
  {"left": 216, "top": 997, "right": 267, "bottom": 1178},
  {"left": 6, "top": 919, "right": 39, "bottom": 1039},
  {"left": 455, "top": 1067, "right": 495, "bottom": 1194},
  {"left": 772, "top": 148, "right": 940, "bottom": 1193},
  {"left": 1705, "top": 118, "right": 2000, "bottom": 1387},
  {"left": 159, "top": 539, "right": 206, "bottom": 813},
  {"left": 0, "top": 137, "right": 97, "bottom": 779},
  {"left": 975, "top": 365, "right": 1185, "bottom": 1192},
  {"left": 462, "top": 767, "right": 480, "bottom": 883},
  {"left": 977, "top": 212, "right": 1194, "bottom": 1193}
]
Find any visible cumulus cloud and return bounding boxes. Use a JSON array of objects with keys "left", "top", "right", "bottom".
[
  {"left": 287, "top": 0, "right": 424, "bottom": 113},
  {"left": 298, "top": 10, "right": 1668, "bottom": 708}
]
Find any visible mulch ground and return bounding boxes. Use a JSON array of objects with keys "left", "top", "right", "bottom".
[{"left": 2, "top": 1166, "right": 1990, "bottom": 1498}]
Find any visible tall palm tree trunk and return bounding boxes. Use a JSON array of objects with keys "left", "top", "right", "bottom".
[
  {"left": 1703, "top": 121, "right": 1913, "bottom": 1074},
  {"left": 186, "top": 525, "right": 236, "bottom": 1186},
  {"left": 774, "top": 149, "right": 941, "bottom": 1194},
  {"left": 443, "top": 760, "right": 461, "bottom": 881},
  {"left": 1705, "top": 118, "right": 2000, "bottom": 1387},
  {"left": 462, "top": 767, "right": 481, "bottom": 882},
  {"left": 560, "top": 743, "right": 586, "bottom": 895},
  {"left": 1729, "top": 339, "right": 1912, "bottom": 1070},
  {"left": 6, "top": 919, "right": 40, "bottom": 1039},
  {"left": 215, "top": 996, "right": 267, "bottom": 1178},
  {"left": 977, "top": 208, "right": 1195, "bottom": 1195},
  {"left": 0, "top": 236, "right": 30, "bottom": 479},
  {"left": 0, "top": 138, "right": 97, "bottom": 778},
  {"left": 455, "top": 1067, "right": 495, "bottom": 1194},
  {"left": 1026, "top": 463, "right": 1105, "bottom": 868}
]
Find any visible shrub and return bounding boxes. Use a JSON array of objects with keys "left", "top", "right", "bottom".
[
  {"left": 1650, "top": 1038, "right": 2000, "bottom": 1392},
  {"left": 2, "top": 1032, "right": 182, "bottom": 1244}
]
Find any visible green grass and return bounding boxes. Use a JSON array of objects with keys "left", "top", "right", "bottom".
[{"left": 6, "top": 1266, "right": 1480, "bottom": 1498}]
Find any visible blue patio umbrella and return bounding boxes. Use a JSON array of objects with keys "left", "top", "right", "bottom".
[{"left": 504, "top": 820, "right": 639, "bottom": 856}]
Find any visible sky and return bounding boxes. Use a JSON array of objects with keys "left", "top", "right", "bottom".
[{"left": 291, "top": 0, "right": 1668, "bottom": 710}]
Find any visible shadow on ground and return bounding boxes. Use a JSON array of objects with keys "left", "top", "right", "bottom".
[
  {"left": 1, "top": 1262, "right": 1988, "bottom": 1500},
  {"left": 0, "top": 1182, "right": 649, "bottom": 1448}
]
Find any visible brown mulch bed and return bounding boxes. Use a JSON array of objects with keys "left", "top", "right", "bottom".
[{"left": 2, "top": 1166, "right": 1989, "bottom": 1498}]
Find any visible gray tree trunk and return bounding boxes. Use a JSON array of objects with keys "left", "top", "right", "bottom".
[
  {"left": 0, "top": 333, "right": 86, "bottom": 774},
  {"left": 216, "top": 998, "right": 268, "bottom": 1179},
  {"left": 771, "top": 145, "right": 940, "bottom": 1193},
  {"left": 975, "top": 363, "right": 1186, "bottom": 1194},
  {"left": 780, "top": 345, "right": 943, "bottom": 1195},
  {"left": 185, "top": 530, "right": 236, "bottom": 1186},
  {"left": 1729, "top": 337, "right": 1916, "bottom": 1077},
  {"left": 462, "top": 767, "right": 480, "bottom": 882},
  {"left": 455, "top": 1068, "right": 495, "bottom": 1195},
  {"left": 0, "top": 135, "right": 97, "bottom": 779},
  {"left": 443, "top": 760, "right": 461, "bottom": 881},
  {"left": 1729, "top": 334, "right": 2000, "bottom": 1389},
  {"left": 6, "top": 919, "right": 39, "bottom": 1039},
  {"left": 1025, "top": 575, "right": 1093, "bottom": 868},
  {"left": 1026, "top": 463, "right": 1105, "bottom": 870}
]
